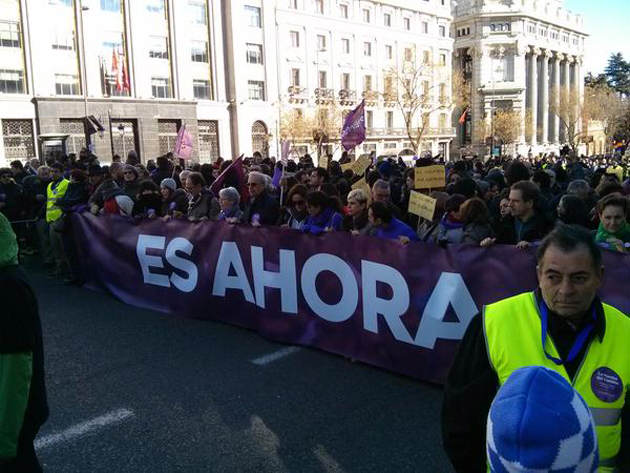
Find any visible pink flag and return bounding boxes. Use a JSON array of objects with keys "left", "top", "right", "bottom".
[
  {"left": 210, "top": 154, "right": 248, "bottom": 201},
  {"left": 174, "top": 124, "right": 194, "bottom": 160}
]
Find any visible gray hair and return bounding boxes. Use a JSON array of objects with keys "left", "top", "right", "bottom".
[
  {"left": 179, "top": 170, "right": 191, "bottom": 183},
  {"left": 347, "top": 188, "right": 368, "bottom": 204},
  {"left": 567, "top": 179, "right": 590, "bottom": 196},
  {"left": 372, "top": 179, "right": 390, "bottom": 192},
  {"left": 219, "top": 186, "right": 240, "bottom": 205},
  {"left": 248, "top": 171, "right": 266, "bottom": 185}
]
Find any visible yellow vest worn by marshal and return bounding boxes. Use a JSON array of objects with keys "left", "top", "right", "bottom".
[
  {"left": 484, "top": 292, "right": 630, "bottom": 473},
  {"left": 46, "top": 178, "right": 69, "bottom": 223}
]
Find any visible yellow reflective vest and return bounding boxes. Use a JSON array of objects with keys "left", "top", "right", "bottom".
[
  {"left": 46, "top": 178, "right": 69, "bottom": 223},
  {"left": 483, "top": 292, "right": 630, "bottom": 472}
]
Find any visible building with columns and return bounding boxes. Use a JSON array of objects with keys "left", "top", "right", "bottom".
[{"left": 452, "top": 0, "right": 587, "bottom": 156}]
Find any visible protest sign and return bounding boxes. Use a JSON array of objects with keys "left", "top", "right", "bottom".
[
  {"left": 408, "top": 191, "right": 437, "bottom": 220},
  {"left": 319, "top": 154, "right": 329, "bottom": 169},
  {"left": 341, "top": 162, "right": 353, "bottom": 172},
  {"left": 414, "top": 165, "right": 446, "bottom": 189},
  {"left": 351, "top": 155, "right": 372, "bottom": 176},
  {"left": 71, "top": 214, "right": 630, "bottom": 385},
  {"left": 351, "top": 177, "right": 371, "bottom": 198}
]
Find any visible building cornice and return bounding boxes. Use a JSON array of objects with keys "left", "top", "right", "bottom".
[{"left": 453, "top": 12, "right": 588, "bottom": 37}]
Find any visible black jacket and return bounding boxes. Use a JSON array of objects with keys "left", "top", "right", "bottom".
[
  {"left": 243, "top": 191, "right": 280, "bottom": 226},
  {"left": 494, "top": 211, "right": 553, "bottom": 244},
  {"left": 441, "top": 291, "right": 630, "bottom": 472}
]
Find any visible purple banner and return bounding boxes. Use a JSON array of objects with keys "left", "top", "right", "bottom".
[
  {"left": 71, "top": 213, "right": 630, "bottom": 385},
  {"left": 341, "top": 100, "right": 366, "bottom": 151}
]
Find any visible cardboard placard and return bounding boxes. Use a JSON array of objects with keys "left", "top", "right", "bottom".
[
  {"left": 408, "top": 191, "right": 437, "bottom": 220},
  {"left": 351, "top": 155, "right": 372, "bottom": 176},
  {"left": 351, "top": 177, "right": 372, "bottom": 199},
  {"left": 414, "top": 165, "right": 446, "bottom": 189},
  {"left": 341, "top": 162, "right": 353, "bottom": 172},
  {"left": 319, "top": 154, "right": 329, "bottom": 169}
]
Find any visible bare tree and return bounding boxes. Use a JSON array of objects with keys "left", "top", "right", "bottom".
[
  {"left": 493, "top": 109, "right": 522, "bottom": 155},
  {"left": 280, "top": 103, "right": 342, "bottom": 161},
  {"left": 387, "top": 59, "right": 465, "bottom": 154},
  {"left": 583, "top": 84, "right": 627, "bottom": 151},
  {"left": 549, "top": 87, "right": 585, "bottom": 154}
]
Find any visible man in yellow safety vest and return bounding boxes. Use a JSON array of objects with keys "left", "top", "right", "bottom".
[
  {"left": 442, "top": 224, "right": 630, "bottom": 472},
  {"left": 46, "top": 163, "right": 69, "bottom": 277}
]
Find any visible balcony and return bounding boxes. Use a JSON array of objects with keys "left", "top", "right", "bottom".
[
  {"left": 288, "top": 86, "right": 309, "bottom": 104},
  {"left": 338, "top": 89, "right": 356, "bottom": 105},
  {"left": 425, "top": 127, "right": 457, "bottom": 137},
  {"left": 362, "top": 90, "right": 379, "bottom": 106},
  {"left": 314, "top": 88, "right": 334, "bottom": 104},
  {"left": 382, "top": 92, "right": 398, "bottom": 107},
  {"left": 367, "top": 128, "right": 408, "bottom": 137}
]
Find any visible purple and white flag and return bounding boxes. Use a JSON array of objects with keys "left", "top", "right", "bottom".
[
  {"left": 341, "top": 100, "right": 366, "bottom": 151},
  {"left": 174, "top": 124, "right": 194, "bottom": 160}
]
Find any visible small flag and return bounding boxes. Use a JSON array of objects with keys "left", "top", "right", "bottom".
[
  {"left": 458, "top": 107, "right": 468, "bottom": 125},
  {"left": 174, "top": 124, "right": 194, "bottom": 160},
  {"left": 281, "top": 140, "right": 291, "bottom": 165},
  {"left": 341, "top": 100, "right": 366, "bottom": 151},
  {"left": 271, "top": 165, "right": 283, "bottom": 188},
  {"left": 210, "top": 154, "right": 248, "bottom": 202}
]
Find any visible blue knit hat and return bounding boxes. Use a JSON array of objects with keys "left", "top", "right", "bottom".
[{"left": 487, "top": 366, "right": 598, "bottom": 473}]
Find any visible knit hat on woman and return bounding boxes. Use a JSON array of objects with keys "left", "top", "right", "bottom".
[{"left": 160, "top": 178, "right": 177, "bottom": 192}]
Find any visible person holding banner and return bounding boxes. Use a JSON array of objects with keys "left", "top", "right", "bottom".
[
  {"left": 217, "top": 187, "right": 243, "bottom": 223},
  {"left": 344, "top": 188, "right": 370, "bottom": 235},
  {"left": 442, "top": 224, "right": 630, "bottom": 473},
  {"left": 185, "top": 172, "right": 220, "bottom": 222},
  {"left": 368, "top": 201, "right": 418, "bottom": 243},
  {"left": 279, "top": 184, "right": 309, "bottom": 230},
  {"left": 243, "top": 171, "right": 280, "bottom": 227},
  {"left": 309, "top": 167, "right": 329, "bottom": 191},
  {"left": 301, "top": 191, "right": 343, "bottom": 235}
]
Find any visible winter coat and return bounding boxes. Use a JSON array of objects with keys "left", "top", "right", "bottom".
[
  {"left": 494, "top": 211, "right": 553, "bottom": 244},
  {"left": 57, "top": 181, "right": 89, "bottom": 212},
  {"left": 88, "top": 178, "right": 119, "bottom": 209},
  {"left": 462, "top": 221, "right": 495, "bottom": 245},
  {"left": 279, "top": 208, "right": 307, "bottom": 230},
  {"left": 133, "top": 193, "right": 163, "bottom": 218},
  {"left": 186, "top": 190, "right": 220, "bottom": 221},
  {"left": 218, "top": 205, "right": 244, "bottom": 222},
  {"left": 243, "top": 191, "right": 280, "bottom": 226},
  {"left": 372, "top": 217, "right": 420, "bottom": 241},
  {"left": 437, "top": 214, "right": 465, "bottom": 245},
  {"left": 343, "top": 209, "right": 371, "bottom": 235},
  {"left": 162, "top": 188, "right": 189, "bottom": 216},
  {"left": 302, "top": 207, "right": 344, "bottom": 235}
]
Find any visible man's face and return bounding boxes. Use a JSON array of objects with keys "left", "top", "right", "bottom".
[
  {"left": 38, "top": 168, "right": 51, "bottom": 181},
  {"left": 347, "top": 198, "right": 366, "bottom": 217},
  {"left": 508, "top": 189, "right": 532, "bottom": 218},
  {"left": 600, "top": 205, "right": 626, "bottom": 234},
  {"left": 372, "top": 187, "right": 390, "bottom": 203},
  {"left": 185, "top": 178, "right": 201, "bottom": 196},
  {"left": 51, "top": 168, "right": 62, "bottom": 181},
  {"left": 537, "top": 244, "right": 603, "bottom": 321},
  {"left": 300, "top": 173, "right": 310, "bottom": 185},
  {"left": 310, "top": 171, "right": 321, "bottom": 188},
  {"left": 500, "top": 198, "right": 511, "bottom": 217},
  {"left": 0, "top": 172, "right": 12, "bottom": 185},
  {"left": 247, "top": 178, "right": 264, "bottom": 198},
  {"left": 123, "top": 169, "right": 136, "bottom": 182}
]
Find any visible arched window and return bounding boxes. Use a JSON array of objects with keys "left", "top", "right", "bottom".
[{"left": 251, "top": 121, "right": 269, "bottom": 157}]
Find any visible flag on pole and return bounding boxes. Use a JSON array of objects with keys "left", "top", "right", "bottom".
[
  {"left": 174, "top": 124, "right": 194, "bottom": 160},
  {"left": 281, "top": 139, "right": 291, "bottom": 165},
  {"left": 112, "top": 49, "right": 123, "bottom": 92},
  {"left": 121, "top": 54, "right": 130, "bottom": 92},
  {"left": 210, "top": 154, "right": 248, "bottom": 202},
  {"left": 458, "top": 107, "right": 469, "bottom": 125},
  {"left": 341, "top": 100, "right": 366, "bottom": 151}
]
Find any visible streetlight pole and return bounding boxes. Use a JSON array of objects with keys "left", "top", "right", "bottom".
[{"left": 78, "top": 0, "right": 90, "bottom": 150}]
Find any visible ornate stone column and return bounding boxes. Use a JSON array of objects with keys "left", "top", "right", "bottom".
[
  {"left": 561, "top": 56, "right": 572, "bottom": 143},
  {"left": 577, "top": 56, "right": 584, "bottom": 137},
  {"left": 540, "top": 49, "right": 552, "bottom": 145},
  {"left": 551, "top": 53, "right": 562, "bottom": 145},
  {"left": 515, "top": 43, "right": 528, "bottom": 146},
  {"left": 528, "top": 47, "right": 539, "bottom": 146}
]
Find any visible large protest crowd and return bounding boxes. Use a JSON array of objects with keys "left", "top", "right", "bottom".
[{"left": 0, "top": 146, "right": 629, "bottom": 284}]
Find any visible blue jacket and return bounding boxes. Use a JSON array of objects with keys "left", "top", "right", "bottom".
[
  {"left": 302, "top": 207, "right": 343, "bottom": 235},
  {"left": 372, "top": 217, "right": 419, "bottom": 241}
]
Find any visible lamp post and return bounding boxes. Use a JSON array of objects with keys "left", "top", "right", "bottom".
[
  {"left": 78, "top": 0, "right": 90, "bottom": 150},
  {"left": 490, "top": 47, "right": 504, "bottom": 157}
]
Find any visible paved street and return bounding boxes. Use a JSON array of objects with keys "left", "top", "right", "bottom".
[{"left": 26, "top": 263, "right": 454, "bottom": 473}]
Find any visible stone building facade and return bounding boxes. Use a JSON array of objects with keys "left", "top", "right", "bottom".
[{"left": 452, "top": 0, "right": 587, "bottom": 156}]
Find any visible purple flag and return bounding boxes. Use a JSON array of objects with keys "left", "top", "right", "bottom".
[
  {"left": 271, "top": 165, "right": 283, "bottom": 188},
  {"left": 174, "top": 124, "right": 194, "bottom": 160},
  {"left": 281, "top": 140, "right": 291, "bottom": 165},
  {"left": 341, "top": 100, "right": 366, "bottom": 151}
]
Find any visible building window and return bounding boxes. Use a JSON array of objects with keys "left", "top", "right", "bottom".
[
  {"left": 52, "top": 28, "right": 75, "bottom": 51},
  {"left": 189, "top": 1, "right": 207, "bottom": 24},
  {"left": 291, "top": 68, "right": 300, "bottom": 86},
  {"left": 245, "top": 5, "right": 261, "bottom": 28},
  {"left": 100, "top": 0, "right": 120, "bottom": 12},
  {"left": 404, "top": 47, "right": 413, "bottom": 62},
  {"left": 149, "top": 36, "right": 168, "bottom": 59},
  {"left": 158, "top": 119, "right": 181, "bottom": 154},
  {"left": 342, "top": 38, "right": 350, "bottom": 54},
  {"left": 290, "top": 31, "right": 300, "bottom": 48},
  {"left": 439, "top": 53, "right": 446, "bottom": 66},
  {"left": 404, "top": 18, "right": 410, "bottom": 30},
  {"left": 288, "top": 0, "right": 298, "bottom": 9},
  {"left": 193, "top": 79, "right": 211, "bottom": 99},
  {"left": 341, "top": 72, "right": 350, "bottom": 90},
  {"left": 384, "top": 13, "right": 391, "bottom": 27},
  {"left": 0, "top": 21, "right": 20, "bottom": 48},
  {"left": 423, "top": 50, "right": 430, "bottom": 64},
  {"left": 0, "top": 69, "right": 25, "bottom": 94},
  {"left": 314, "top": 0, "right": 323, "bottom": 14},
  {"left": 422, "top": 21, "right": 428, "bottom": 34},
  {"left": 146, "top": 0, "right": 166, "bottom": 15},
  {"left": 59, "top": 119, "right": 86, "bottom": 154},
  {"left": 386, "top": 111, "right": 393, "bottom": 128},
  {"left": 54, "top": 74, "right": 80, "bottom": 95},
  {"left": 248, "top": 80, "right": 265, "bottom": 100},
  {"left": 366, "top": 110, "right": 373, "bottom": 129},
  {"left": 318, "top": 71, "right": 327, "bottom": 88},
  {"left": 191, "top": 41, "right": 208, "bottom": 63},
  {"left": 363, "top": 42, "right": 372, "bottom": 57},
  {"left": 339, "top": 4, "right": 348, "bottom": 18},
  {"left": 317, "top": 34, "right": 326, "bottom": 51},
  {"left": 363, "top": 75, "right": 372, "bottom": 91},
  {"left": 198, "top": 120, "right": 220, "bottom": 163},
  {"left": 439, "top": 25, "right": 446, "bottom": 37},
  {"left": 151, "top": 77, "right": 171, "bottom": 98},
  {"left": 1, "top": 119, "right": 34, "bottom": 160},
  {"left": 246, "top": 43, "right": 263, "bottom": 64},
  {"left": 362, "top": 8, "right": 370, "bottom": 23},
  {"left": 385, "top": 45, "right": 393, "bottom": 59}
]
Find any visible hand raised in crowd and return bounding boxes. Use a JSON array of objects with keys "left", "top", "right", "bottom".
[
  {"left": 226, "top": 217, "right": 240, "bottom": 224},
  {"left": 398, "top": 235, "right": 411, "bottom": 246},
  {"left": 480, "top": 237, "right": 496, "bottom": 248},
  {"left": 90, "top": 204, "right": 99, "bottom": 215},
  {"left": 516, "top": 241, "right": 530, "bottom": 250}
]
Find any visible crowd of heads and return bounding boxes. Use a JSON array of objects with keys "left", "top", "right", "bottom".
[{"left": 1, "top": 146, "right": 630, "bottom": 283}]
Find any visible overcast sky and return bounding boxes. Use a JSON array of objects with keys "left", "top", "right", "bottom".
[{"left": 564, "top": 0, "right": 630, "bottom": 75}]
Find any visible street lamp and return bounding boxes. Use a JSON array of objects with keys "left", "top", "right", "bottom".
[
  {"left": 78, "top": 0, "right": 90, "bottom": 150},
  {"left": 490, "top": 47, "right": 504, "bottom": 157}
]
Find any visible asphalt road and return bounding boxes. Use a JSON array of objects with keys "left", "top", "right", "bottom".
[{"left": 26, "top": 263, "right": 454, "bottom": 473}]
